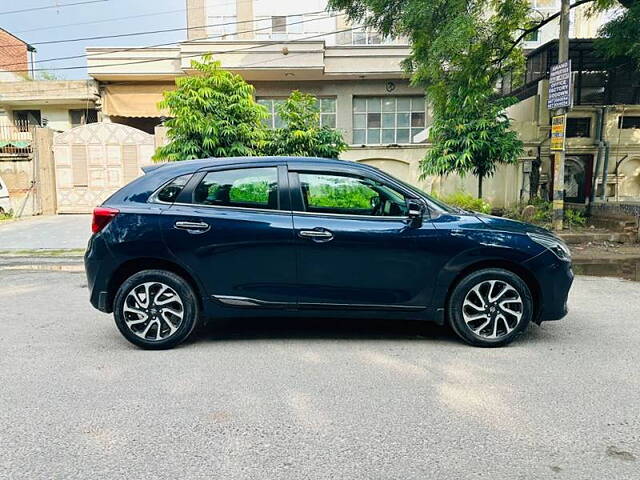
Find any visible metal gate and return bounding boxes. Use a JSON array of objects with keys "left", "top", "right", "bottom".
[{"left": 53, "top": 123, "right": 154, "bottom": 213}]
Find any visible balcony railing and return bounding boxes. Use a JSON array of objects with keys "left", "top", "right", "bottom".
[{"left": 0, "top": 120, "right": 33, "bottom": 156}]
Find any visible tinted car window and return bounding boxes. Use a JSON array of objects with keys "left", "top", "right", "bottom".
[
  {"left": 194, "top": 167, "right": 279, "bottom": 210},
  {"left": 298, "top": 172, "right": 408, "bottom": 216},
  {"left": 155, "top": 174, "right": 192, "bottom": 203}
]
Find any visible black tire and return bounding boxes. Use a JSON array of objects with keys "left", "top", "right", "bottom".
[
  {"left": 113, "top": 269, "right": 199, "bottom": 350},
  {"left": 447, "top": 268, "right": 533, "bottom": 347}
]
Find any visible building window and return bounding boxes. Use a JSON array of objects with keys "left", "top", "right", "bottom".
[
  {"left": 271, "top": 16, "right": 287, "bottom": 33},
  {"left": 70, "top": 109, "right": 98, "bottom": 128},
  {"left": 349, "top": 28, "right": 394, "bottom": 45},
  {"left": 566, "top": 117, "right": 591, "bottom": 138},
  {"left": 524, "top": 30, "right": 539, "bottom": 42},
  {"left": 257, "top": 97, "right": 337, "bottom": 129},
  {"left": 13, "top": 110, "right": 41, "bottom": 131},
  {"left": 352, "top": 96, "right": 426, "bottom": 145},
  {"left": 618, "top": 116, "right": 640, "bottom": 129},
  {"left": 206, "top": 0, "right": 237, "bottom": 38}
]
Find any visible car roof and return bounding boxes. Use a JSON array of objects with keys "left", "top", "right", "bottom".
[{"left": 144, "top": 156, "right": 378, "bottom": 176}]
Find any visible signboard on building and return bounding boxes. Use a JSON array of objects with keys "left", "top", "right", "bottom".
[
  {"left": 547, "top": 60, "right": 572, "bottom": 110},
  {"left": 550, "top": 114, "right": 566, "bottom": 151}
]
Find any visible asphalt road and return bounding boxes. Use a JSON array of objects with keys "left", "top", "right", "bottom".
[{"left": 1, "top": 263, "right": 639, "bottom": 479}]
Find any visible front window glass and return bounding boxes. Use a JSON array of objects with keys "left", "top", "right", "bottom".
[
  {"left": 298, "top": 173, "right": 408, "bottom": 217},
  {"left": 194, "top": 167, "right": 279, "bottom": 210}
]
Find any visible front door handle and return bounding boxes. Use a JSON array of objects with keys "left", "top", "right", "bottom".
[
  {"left": 174, "top": 221, "right": 210, "bottom": 233},
  {"left": 298, "top": 229, "right": 334, "bottom": 241}
]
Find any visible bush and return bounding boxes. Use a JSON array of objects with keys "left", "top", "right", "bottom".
[
  {"left": 435, "top": 191, "right": 491, "bottom": 214},
  {"left": 564, "top": 208, "right": 586, "bottom": 229},
  {"left": 503, "top": 199, "right": 586, "bottom": 229}
]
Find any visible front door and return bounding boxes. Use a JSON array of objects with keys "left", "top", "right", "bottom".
[
  {"left": 289, "top": 169, "right": 438, "bottom": 309},
  {"left": 161, "top": 164, "right": 297, "bottom": 305}
]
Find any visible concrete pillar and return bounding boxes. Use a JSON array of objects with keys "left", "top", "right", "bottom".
[
  {"left": 187, "top": 0, "right": 207, "bottom": 40},
  {"left": 236, "top": 0, "right": 254, "bottom": 40},
  {"left": 33, "top": 127, "right": 56, "bottom": 215},
  {"left": 154, "top": 125, "right": 169, "bottom": 151}
]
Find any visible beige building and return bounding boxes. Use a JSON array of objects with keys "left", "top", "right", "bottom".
[
  {"left": 86, "top": 0, "right": 634, "bottom": 209},
  {"left": 506, "top": 39, "right": 640, "bottom": 205},
  {"left": 0, "top": 80, "right": 100, "bottom": 215},
  {"left": 87, "top": 0, "right": 528, "bottom": 207}
]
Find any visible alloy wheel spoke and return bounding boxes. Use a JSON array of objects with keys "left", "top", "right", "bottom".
[
  {"left": 464, "top": 313, "right": 489, "bottom": 324},
  {"left": 472, "top": 317, "right": 491, "bottom": 334}
]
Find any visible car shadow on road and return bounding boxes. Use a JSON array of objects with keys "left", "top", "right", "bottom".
[{"left": 194, "top": 316, "right": 459, "bottom": 344}]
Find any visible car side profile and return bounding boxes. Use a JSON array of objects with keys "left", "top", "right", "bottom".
[{"left": 85, "top": 156, "right": 573, "bottom": 349}]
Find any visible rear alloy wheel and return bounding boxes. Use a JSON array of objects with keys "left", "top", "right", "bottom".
[
  {"left": 113, "top": 270, "right": 199, "bottom": 349},
  {"left": 448, "top": 268, "right": 533, "bottom": 347}
]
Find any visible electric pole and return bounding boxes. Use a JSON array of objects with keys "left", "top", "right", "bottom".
[{"left": 552, "top": 0, "right": 571, "bottom": 231}]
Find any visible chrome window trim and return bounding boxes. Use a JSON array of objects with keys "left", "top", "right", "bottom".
[
  {"left": 170, "top": 201, "right": 292, "bottom": 216},
  {"left": 168, "top": 200, "right": 410, "bottom": 221},
  {"left": 291, "top": 209, "right": 410, "bottom": 221}
]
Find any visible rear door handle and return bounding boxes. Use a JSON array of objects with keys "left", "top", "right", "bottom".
[
  {"left": 299, "top": 229, "right": 334, "bottom": 241},
  {"left": 174, "top": 221, "right": 210, "bottom": 233}
]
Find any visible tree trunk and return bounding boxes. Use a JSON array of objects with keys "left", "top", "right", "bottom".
[
  {"left": 530, "top": 158, "right": 541, "bottom": 199},
  {"left": 477, "top": 175, "right": 483, "bottom": 199}
]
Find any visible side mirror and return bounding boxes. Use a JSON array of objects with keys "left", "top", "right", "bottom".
[{"left": 406, "top": 199, "right": 425, "bottom": 226}]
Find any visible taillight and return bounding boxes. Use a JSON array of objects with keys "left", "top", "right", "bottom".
[{"left": 92, "top": 206, "right": 119, "bottom": 234}]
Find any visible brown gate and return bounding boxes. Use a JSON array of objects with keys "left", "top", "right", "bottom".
[{"left": 53, "top": 123, "right": 154, "bottom": 213}]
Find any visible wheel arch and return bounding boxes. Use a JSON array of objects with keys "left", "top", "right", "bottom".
[
  {"left": 444, "top": 259, "right": 543, "bottom": 324},
  {"left": 106, "top": 257, "right": 204, "bottom": 313}
]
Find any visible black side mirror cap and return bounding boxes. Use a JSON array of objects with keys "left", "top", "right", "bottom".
[{"left": 406, "top": 199, "right": 426, "bottom": 226}]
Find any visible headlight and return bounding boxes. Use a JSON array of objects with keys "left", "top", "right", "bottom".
[{"left": 527, "top": 233, "right": 571, "bottom": 261}]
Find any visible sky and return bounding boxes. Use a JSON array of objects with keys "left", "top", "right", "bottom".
[{"left": 1, "top": 0, "right": 187, "bottom": 79}]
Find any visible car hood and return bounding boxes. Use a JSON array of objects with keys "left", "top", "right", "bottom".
[{"left": 474, "top": 213, "right": 555, "bottom": 237}]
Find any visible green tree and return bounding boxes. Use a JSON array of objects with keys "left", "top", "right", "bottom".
[
  {"left": 264, "top": 91, "right": 347, "bottom": 158},
  {"left": 423, "top": 78, "right": 522, "bottom": 197},
  {"left": 595, "top": 1, "right": 640, "bottom": 67},
  {"left": 328, "top": 0, "right": 640, "bottom": 197},
  {"left": 153, "top": 56, "right": 268, "bottom": 162}
]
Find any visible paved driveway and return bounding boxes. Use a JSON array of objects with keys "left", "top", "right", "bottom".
[
  {"left": 0, "top": 215, "right": 91, "bottom": 251},
  {"left": 0, "top": 263, "right": 638, "bottom": 479}
]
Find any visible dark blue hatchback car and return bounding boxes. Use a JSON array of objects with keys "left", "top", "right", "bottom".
[{"left": 85, "top": 156, "right": 573, "bottom": 349}]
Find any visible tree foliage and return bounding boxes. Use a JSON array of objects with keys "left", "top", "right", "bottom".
[
  {"left": 595, "top": 1, "right": 640, "bottom": 67},
  {"left": 328, "top": 0, "right": 528, "bottom": 196},
  {"left": 153, "top": 56, "right": 268, "bottom": 162},
  {"left": 423, "top": 80, "right": 522, "bottom": 197},
  {"left": 329, "top": 0, "right": 639, "bottom": 196},
  {"left": 263, "top": 91, "right": 347, "bottom": 159}
]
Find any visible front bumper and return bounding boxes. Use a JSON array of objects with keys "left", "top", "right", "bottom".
[{"left": 526, "top": 251, "right": 574, "bottom": 322}]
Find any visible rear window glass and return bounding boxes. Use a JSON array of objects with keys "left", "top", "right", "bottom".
[
  {"left": 193, "top": 167, "right": 279, "bottom": 210},
  {"left": 155, "top": 174, "right": 191, "bottom": 203}
]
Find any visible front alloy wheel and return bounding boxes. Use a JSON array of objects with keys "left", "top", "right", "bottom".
[
  {"left": 462, "top": 280, "right": 523, "bottom": 339},
  {"left": 113, "top": 270, "right": 199, "bottom": 349},
  {"left": 448, "top": 268, "right": 533, "bottom": 347}
]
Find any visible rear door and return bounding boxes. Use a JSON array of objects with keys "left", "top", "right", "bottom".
[{"left": 160, "top": 162, "right": 297, "bottom": 306}]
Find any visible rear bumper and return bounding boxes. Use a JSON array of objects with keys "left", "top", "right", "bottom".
[{"left": 84, "top": 234, "right": 115, "bottom": 313}]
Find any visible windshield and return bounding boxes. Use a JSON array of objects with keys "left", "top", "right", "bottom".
[{"left": 390, "top": 177, "right": 458, "bottom": 214}]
